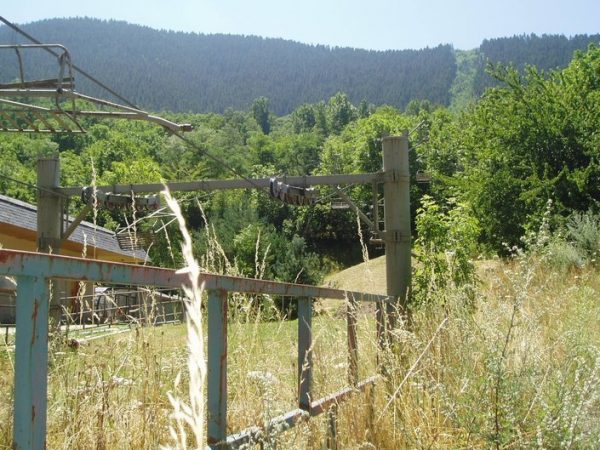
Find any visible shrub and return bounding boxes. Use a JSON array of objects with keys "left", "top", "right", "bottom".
[{"left": 413, "top": 195, "right": 480, "bottom": 304}]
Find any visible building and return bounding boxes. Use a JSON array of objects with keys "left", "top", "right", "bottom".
[
  {"left": 0, "top": 193, "right": 149, "bottom": 323},
  {"left": 0, "top": 193, "right": 147, "bottom": 262}
]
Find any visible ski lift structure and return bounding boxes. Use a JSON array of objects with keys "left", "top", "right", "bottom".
[
  {"left": 0, "top": 43, "right": 192, "bottom": 134},
  {"left": 1, "top": 16, "right": 412, "bottom": 449}
]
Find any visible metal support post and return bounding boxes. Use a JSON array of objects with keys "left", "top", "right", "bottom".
[
  {"left": 347, "top": 294, "right": 358, "bottom": 387},
  {"left": 207, "top": 289, "right": 228, "bottom": 449},
  {"left": 37, "top": 156, "right": 65, "bottom": 324},
  {"left": 13, "top": 275, "right": 49, "bottom": 450},
  {"left": 297, "top": 297, "right": 312, "bottom": 412},
  {"left": 382, "top": 135, "right": 412, "bottom": 328}
]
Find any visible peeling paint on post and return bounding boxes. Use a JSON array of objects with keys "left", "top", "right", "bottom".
[
  {"left": 0, "top": 250, "right": 394, "bottom": 447},
  {"left": 207, "top": 289, "right": 228, "bottom": 449},
  {"left": 14, "top": 275, "right": 49, "bottom": 450},
  {"left": 347, "top": 294, "right": 358, "bottom": 387},
  {"left": 297, "top": 297, "right": 312, "bottom": 412}
]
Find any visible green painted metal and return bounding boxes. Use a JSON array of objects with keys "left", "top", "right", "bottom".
[
  {"left": 297, "top": 297, "right": 312, "bottom": 411},
  {"left": 347, "top": 294, "right": 359, "bottom": 387},
  {"left": 207, "top": 289, "right": 228, "bottom": 449},
  {"left": 14, "top": 275, "right": 49, "bottom": 450},
  {"left": 0, "top": 250, "right": 391, "bottom": 303},
  {"left": 0, "top": 249, "right": 393, "bottom": 449}
]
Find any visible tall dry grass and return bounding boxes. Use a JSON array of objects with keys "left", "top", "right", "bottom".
[
  {"left": 330, "top": 254, "right": 600, "bottom": 449},
  {"left": 1, "top": 198, "right": 600, "bottom": 449}
]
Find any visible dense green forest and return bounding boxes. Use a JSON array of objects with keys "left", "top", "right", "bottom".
[
  {"left": 1, "top": 43, "right": 599, "bottom": 292},
  {"left": 1, "top": 18, "right": 598, "bottom": 114},
  {"left": 473, "top": 33, "right": 600, "bottom": 95},
  {"left": 0, "top": 18, "right": 456, "bottom": 114}
]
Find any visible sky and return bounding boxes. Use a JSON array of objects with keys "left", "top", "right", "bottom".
[{"left": 2, "top": 0, "right": 600, "bottom": 51}]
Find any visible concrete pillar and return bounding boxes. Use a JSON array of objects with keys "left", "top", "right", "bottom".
[
  {"left": 382, "top": 135, "right": 411, "bottom": 327},
  {"left": 37, "top": 156, "right": 65, "bottom": 324}
]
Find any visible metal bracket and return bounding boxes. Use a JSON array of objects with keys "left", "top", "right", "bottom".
[
  {"left": 378, "top": 230, "right": 411, "bottom": 243},
  {"left": 384, "top": 170, "right": 410, "bottom": 183}
]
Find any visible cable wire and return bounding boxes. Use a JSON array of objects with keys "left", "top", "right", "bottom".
[
  {"left": 0, "top": 172, "right": 68, "bottom": 198},
  {"left": 0, "top": 17, "right": 326, "bottom": 206},
  {"left": 0, "top": 16, "right": 140, "bottom": 109}
]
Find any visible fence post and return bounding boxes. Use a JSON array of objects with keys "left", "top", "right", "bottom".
[
  {"left": 13, "top": 275, "right": 50, "bottom": 450},
  {"left": 297, "top": 297, "right": 312, "bottom": 412},
  {"left": 207, "top": 289, "right": 228, "bottom": 449},
  {"left": 347, "top": 294, "right": 358, "bottom": 387},
  {"left": 382, "top": 134, "right": 412, "bottom": 328}
]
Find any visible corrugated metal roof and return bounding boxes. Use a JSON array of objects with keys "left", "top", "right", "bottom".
[{"left": 0, "top": 193, "right": 148, "bottom": 261}]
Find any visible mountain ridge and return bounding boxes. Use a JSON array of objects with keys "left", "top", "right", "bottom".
[{"left": 0, "top": 18, "right": 598, "bottom": 114}]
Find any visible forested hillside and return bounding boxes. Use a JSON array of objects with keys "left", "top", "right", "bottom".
[
  {"left": 0, "top": 18, "right": 456, "bottom": 114},
  {"left": 2, "top": 18, "right": 598, "bottom": 114},
  {"left": 473, "top": 33, "right": 600, "bottom": 95}
]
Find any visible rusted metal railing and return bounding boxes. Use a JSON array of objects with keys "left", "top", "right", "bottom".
[{"left": 0, "top": 249, "right": 391, "bottom": 449}]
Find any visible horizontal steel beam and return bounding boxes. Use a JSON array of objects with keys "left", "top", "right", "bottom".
[
  {"left": 310, "top": 375, "right": 379, "bottom": 416},
  {"left": 0, "top": 250, "right": 392, "bottom": 302},
  {"left": 59, "top": 172, "right": 384, "bottom": 197},
  {"left": 218, "top": 375, "right": 379, "bottom": 449},
  {"left": 0, "top": 90, "right": 192, "bottom": 132},
  {"left": 223, "top": 409, "right": 309, "bottom": 449}
]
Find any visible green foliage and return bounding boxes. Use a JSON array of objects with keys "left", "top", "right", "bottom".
[
  {"left": 252, "top": 96, "right": 271, "bottom": 135},
  {"left": 290, "top": 103, "right": 317, "bottom": 133},
  {"left": 544, "top": 209, "right": 600, "bottom": 270},
  {"left": 456, "top": 44, "right": 600, "bottom": 251},
  {"left": 0, "top": 135, "right": 57, "bottom": 203},
  {"left": 474, "top": 33, "right": 600, "bottom": 96},
  {"left": 566, "top": 210, "right": 600, "bottom": 261},
  {"left": 3, "top": 41, "right": 600, "bottom": 280},
  {"left": 320, "top": 106, "right": 413, "bottom": 174},
  {"left": 326, "top": 92, "right": 357, "bottom": 134},
  {"left": 413, "top": 195, "right": 479, "bottom": 303}
]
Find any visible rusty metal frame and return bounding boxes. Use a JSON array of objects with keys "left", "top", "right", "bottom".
[
  {"left": 0, "top": 44, "right": 192, "bottom": 133},
  {"left": 0, "top": 249, "right": 391, "bottom": 449}
]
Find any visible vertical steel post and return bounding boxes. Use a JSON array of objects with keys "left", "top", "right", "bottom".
[
  {"left": 297, "top": 297, "right": 312, "bottom": 412},
  {"left": 37, "top": 156, "right": 64, "bottom": 324},
  {"left": 13, "top": 275, "right": 49, "bottom": 450},
  {"left": 382, "top": 135, "right": 411, "bottom": 328},
  {"left": 207, "top": 289, "right": 228, "bottom": 449},
  {"left": 347, "top": 294, "right": 358, "bottom": 387}
]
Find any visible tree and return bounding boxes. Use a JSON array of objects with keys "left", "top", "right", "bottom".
[
  {"left": 457, "top": 44, "right": 600, "bottom": 251},
  {"left": 327, "top": 92, "right": 357, "bottom": 134},
  {"left": 291, "top": 103, "right": 316, "bottom": 133},
  {"left": 252, "top": 96, "right": 271, "bottom": 135}
]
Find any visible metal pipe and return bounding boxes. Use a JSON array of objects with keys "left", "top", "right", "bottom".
[
  {"left": 59, "top": 173, "right": 385, "bottom": 197},
  {"left": 298, "top": 297, "right": 312, "bottom": 411},
  {"left": 207, "top": 289, "right": 228, "bottom": 449}
]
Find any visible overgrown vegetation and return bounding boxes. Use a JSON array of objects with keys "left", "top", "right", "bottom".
[
  {"left": 2, "top": 211, "right": 599, "bottom": 448},
  {"left": 1, "top": 32, "right": 600, "bottom": 450}
]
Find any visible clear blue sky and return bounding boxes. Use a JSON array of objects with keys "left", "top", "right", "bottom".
[{"left": 3, "top": 0, "right": 599, "bottom": 50}]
